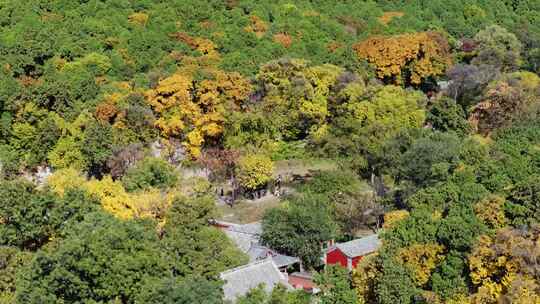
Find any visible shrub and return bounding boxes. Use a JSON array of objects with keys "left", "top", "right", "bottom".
[{"left": 122, "top": 157, "right": 178, "bottom": 192}]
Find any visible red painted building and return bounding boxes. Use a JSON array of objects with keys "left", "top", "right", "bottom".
[{"left": 324, "top": 234, "right": 381, "bottom": 271}]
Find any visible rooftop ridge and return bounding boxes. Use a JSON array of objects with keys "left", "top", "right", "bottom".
[{"left": 220, "top": 257, "right": 275, "bottom": 275}]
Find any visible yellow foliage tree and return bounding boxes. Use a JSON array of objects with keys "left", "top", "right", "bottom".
[
  {"left": 84, "top": 176, "right": 136, "bottom": 220},
  {"left": 46, "top": 168, "right": 86, "bottom": 197},
  {"left": 46, "top": 168, "right": 183, "bottom": 223},
  {"left": 383, "top": 210, "right": 410, "bottom": 229},
  {"left": 397, "top": 243, "right": 445, "bottom": 286},
  {"left": 236, "top": 154, "right": 274, "bottom": 190},
  {"left": 146, "top": 70, "right": 251, "bottom": 158},
  {"left": 344, "top": 85, "right": 426, "bottom": 152},
  {"left": 129, "top": 188, "right": 181, "bottom": 230},
  {"left": 353, "top": 32, "right": 451, "bottom": 85},
  {"left": 128, "top": 12, "right": 149, "bottom": 26},
  {"left": 474, "top": 195, "right": 507, "bottom": 229},
  {"left": 47, "top": 111, "right": 94, "bottom": 170},
  {"left": 256, "top": 59, "right": 344, "bottom": 139},
  {"left": 352, "top": 254, "right": 380, "bottom": 304},
  {"left": 469, "top": 227, "right": 540, "bottom": 303}
]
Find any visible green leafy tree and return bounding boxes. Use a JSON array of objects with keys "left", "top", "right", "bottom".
[
  {"left": 437, "top": 203, "right": 486, "bottom": 251},
  {"left": 0, "top": 247, "right": 32, "bottom": 302},
  {"left": 0, "top": 145, "right": 19, "bottom": 179},
  {"left": 135, "top": 277, "right": 224, "bottom": 304},
  {"left": 375, "top": 259, "right": 418, "bottom": 304},
  {"left": 0, "top": 180, "right": 98, "bottom": 250},
  {"left": 505, "top": 175, "right": 540, "bottom": 227},
  {"left": 81, "top": 119, "right": 113, "bottom": 177},
  {"left": 399, "top": 131, "right": 462, "bottom": 187},
  {"left": 300, "top": 170, "right": 383, "bottom": 235},
  {"left": 261, "top": 194, "right": 338, "bottom": 268},
  {"left": 317, "top": 84, "right": 426, "bottom": 178},
  {"left": 16, "top": 212, "right": 170, "bottom": 303},
  {"left": 162, "top": 196, "right": 247, "bottom": 278},
  {"left": 314, "top": 265, "right": 357, "bottom": 304},
  {"left": 472, "top": 25, "right": 522, "bottom": 72},
  {"left": 121, "top": 157, "right": 178, "bottom": 192},
  {"left": 48, "top": 136, "right": 87, "bottom": 170},
  {"left": 427, "top": 97, "right": 471, "bottom": 136},
  {"left": 430, "top": 251, "right": 468, "bottom": 301}
]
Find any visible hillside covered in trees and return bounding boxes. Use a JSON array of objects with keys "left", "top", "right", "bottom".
[{"left": 1, "top": 0, "right": 540, "bottom": 303}]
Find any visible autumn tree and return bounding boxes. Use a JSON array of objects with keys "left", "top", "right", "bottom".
[
  {"left": 383, "top": 210, "right": 410, "bottom": 229},
  {"left": 45, "top": 167, "right": 86, "bottom": 197},
  {"left": 106, "top": 143, "right": 144, "bottom": 179},
  {"left": 468, "top": 226, "right": 540, "bottom": 303},
  {"left": 474, "top": 195, "right": 507, "bottom": 229},
  {"left": 0, "top": 246, "right": 32, "bottom": 302},
  {"left": 353, "top": 32, "right": 451, "bottom": 86},
  {"left": 352, "top": 254, "right": 379, "bottom": 304},
  {"left": 255, "top": 59, "right": 345, "bottom": 140},
  {"left": 236, "top": 154, "right": 274, "bottom": 191},
  {"left": 445, "top": 64, "right": 499, "bottom": 108},
  {"left": 47, "top": 111, "right": 95, "bottom": 171},
  {"left": 197, "top": 148, "right": 240, "bottom": 182},
  {"left": 146, "top": 69, "right": 251, "bottom": 158},
  {"left": 396, "top": 243, "right": 445, "bottom": 286},
  {"left": 469, "top": 71, "right": 540, "bottom": 135}
]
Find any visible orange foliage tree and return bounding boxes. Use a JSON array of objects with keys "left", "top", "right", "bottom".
[
  {"left": 273, "top": 33, "right": 293, "bottom": 48},
  {"left": 353, "top": 32, "right": 451, "bottom": 86},
  {"left": 244, "top": 15, "right": 268, "bottom": 38}
]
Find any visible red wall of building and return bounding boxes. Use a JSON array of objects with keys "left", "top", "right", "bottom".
[
  {"left": 351, "top": 255, "right": 363, "bottom": 269},
  {"left": 326, "top": 248, "right": 348, "bottom": 268}
]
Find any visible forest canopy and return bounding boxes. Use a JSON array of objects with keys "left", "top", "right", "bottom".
[{"left": 1, "top": 0, "right": 540, "bottom": 303}]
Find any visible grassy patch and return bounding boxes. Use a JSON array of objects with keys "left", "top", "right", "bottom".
[
  {"left": 274, "top": 158, "right": 338, "bottom": 179},
  {"left": 217, "top": 195, "right": 281, "bottom": 224}
]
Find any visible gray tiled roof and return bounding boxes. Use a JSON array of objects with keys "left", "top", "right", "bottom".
[
  {"left": 228, "top": 222, "right": 262, "bottom": 235},
  {"left": 335, "top": 234, "right": 381, "bottom": 258},
  {"left": 246, "top": 245, "right": 267, "bottom": 260},
  {"left": 223, "top": 222, "right": 262, "bottom": 254},
  {"left": 220, "top": 259, "right": 292, "bottom": 302},
  {"left": 223, "top": 221, "right": 300, "bottom": 267},
  {"left": 271, "top": 254, "right": 300, "bottom": 268},
  {"left": 224, "top": 229, "right": 260, "bottom": 253}
]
